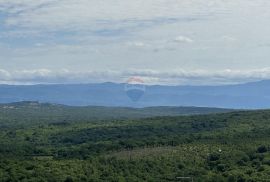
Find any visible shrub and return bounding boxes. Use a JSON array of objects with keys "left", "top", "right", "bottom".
[{"left": 257, "top": 146, "right": 267, "bottom": 153}]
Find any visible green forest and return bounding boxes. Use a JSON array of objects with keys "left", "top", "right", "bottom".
[{"left": 1, "top": 102, "right": 270, "bottom": 181}]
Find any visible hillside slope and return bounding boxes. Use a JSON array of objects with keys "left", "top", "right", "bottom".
[
  {"left": 0, "top": 101, "right": 233, "bottom": 127},
  {"left": 1, "top": 108, "right": 270, "bottom": 181}
]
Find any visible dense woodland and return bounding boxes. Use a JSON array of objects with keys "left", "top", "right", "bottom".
[{"left": 1, "top": 102, "right": 270, "bottom": 181}]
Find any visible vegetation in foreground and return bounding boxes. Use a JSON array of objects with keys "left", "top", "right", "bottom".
[{"left": 0, "top": 102, "right": 270, "bottom": 181}]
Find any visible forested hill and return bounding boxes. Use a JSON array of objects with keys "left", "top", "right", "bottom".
[
  {"left": 2, "top": 108, "right": 270, "bottom": 181},
  {"left": 0, "top": 101, "right": 233, "bottom": 127}
]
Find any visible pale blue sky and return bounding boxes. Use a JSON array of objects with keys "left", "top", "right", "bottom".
[{"left": 1, "top": 0, "right": 270, "bottom": 85}]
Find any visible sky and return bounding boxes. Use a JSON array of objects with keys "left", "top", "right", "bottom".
[{"left": 1, "top": 0, "right": 270, "bottom": 85}]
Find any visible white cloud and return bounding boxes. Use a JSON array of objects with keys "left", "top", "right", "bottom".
[
  {"left": 1, "top": 0, "right": 270, "bottom": 85},
  {"left": 221, "top": 35, "right": 236, "bottom": 42},
  {"left": 127, "top": 41, "right": 146, "bottom": 47},
  {"left": 0, "top": 69, "right": 11, "bottom": 80},
  {"left": 174, "top": 36, "right": 193, "bottom": 43},
  {"left": 0, "top": 68, "right": 270, "bottom": 85},
  {"left": 1, "top": 0, "right": 208, "bottom": 31}
]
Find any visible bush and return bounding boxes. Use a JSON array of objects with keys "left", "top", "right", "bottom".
[
  {"left": 217, "top": 164, "right": 227, "bottom": 172},
  {"left": 227, "top": 175, "right": 236, "bottom": 182},
  {"left": 257, "top": 146, "right": 267, "bottom": 153},
  {"left": 64, "top": 177, "right": 74, "bottom": 182},
  {"left": 208, "top": 153, "right": 220, "bottom": 161}
]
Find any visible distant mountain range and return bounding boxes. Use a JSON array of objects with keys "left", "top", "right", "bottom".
[{"left": 0, "top": 80, "right": 270, "bottom": 109}]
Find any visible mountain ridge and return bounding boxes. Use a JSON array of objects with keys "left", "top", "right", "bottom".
[{"left": 0, "top": 80, "right": 269, "bottom": 108}]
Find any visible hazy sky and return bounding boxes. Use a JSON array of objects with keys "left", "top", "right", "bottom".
[{"left": 1, "top": 0, "right": 270, "bottom": 85}]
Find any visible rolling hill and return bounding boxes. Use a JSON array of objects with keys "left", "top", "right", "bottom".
[
  {"left": 1, "top": 105, "right": 270, "bottom": 181},
  {"left": 0, "top": 101, "right": 233, "bottom": 127}
]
